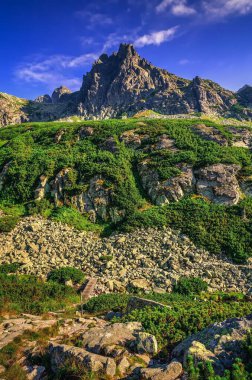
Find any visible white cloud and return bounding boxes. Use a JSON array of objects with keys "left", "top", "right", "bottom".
[
  {"left": 172, "top": 3, "right": 196, "bottom": 15},
  {"left": 179, "top": 58, "right": 190, "bottom": 65},
  {"left": 203, "top": 0, "right": 252, "bottom": 18},
  {"left": 156, "top": 0, "right": 196, "bottom": 16},
  {"left": 15, "top": 52, "right": 98, "bottom": 90},
  {"left": 134, "top": 27, "right": 179, "bottom": 47},
  {"left": 156, "top": 0, "right": 173, "bottom": 13},
  {"left": 102, "top": 32, "right": 136, "bottom": 50}
]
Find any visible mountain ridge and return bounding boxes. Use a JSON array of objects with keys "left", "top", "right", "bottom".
[{"left": 0, "top": 43, "right": 252, "bottom": 126}]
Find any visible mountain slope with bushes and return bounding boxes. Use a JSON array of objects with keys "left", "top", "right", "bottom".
[{"left": 1, "top": 117, "right": 252, "bottom": 262}]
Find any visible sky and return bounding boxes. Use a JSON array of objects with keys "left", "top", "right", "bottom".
[{"left": 1, "top": 0, "right": 252, "bottom": 100}]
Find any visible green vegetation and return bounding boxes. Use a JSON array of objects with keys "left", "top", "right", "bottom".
[
  {"left": 123, "top": 197, "right": 252, "bottom": 263},
  {"left": 84, "top": 291, "right": 252, "bottom": 350},
  {"left": 47, "top": 267, "right": 85, "bottom": 285},
  {"left": 119, "top": 302, "right": 252, "bottom": 350},
  {"left": 173, "top": 276, "right": 208, "bottom": 295},
  {"left": 0, "top": 263, "right": 20, "bottom": 274},
  {"left": 1, "top": 118, "right": 252, "bottom": 260},
  {"left": 83, "top": 293, "right": 130, "bottom": 314},
  {"left": 0, "top": 325, "right": 60, "bottom": 380},
  {"left": 0, "top": 215, "right": 19, "bottom": 232},
  {"left": 0, "top": 273, "right": 79, "bottom": 314}
]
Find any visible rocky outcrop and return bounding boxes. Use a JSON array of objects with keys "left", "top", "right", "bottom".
[
  {"left": 0, "top": 92, "right": 29, "bottom": 126},
  {"left": 238, "top": 85, "right": 252, "bottom": 108},
  {"left": 51, "top": 86, "right": 72, "bottom": 104},
  {"left": 49, "top": 343, "right": 117, "bottom": 377},
  {"left": 0, "top": 217, "right": 251, "bottom": 293},
  {"left": 172, "top": 313, "right": 252, "bottom": 374},
  {"left": 195, "top": 164, "right": 241, "bottom": 205},
  {"left": 192, "top": 124, "right": 228, "bottom": 146},
  {"left": 34, "top": 94, "right": 52, "bottom": 104},
  {"left": 0, "top": 161, "right": 11, "bottom": 191},
  {"left": 138, "top": 162, "right": 242, "bottom": 206},
  {"left": 228, "top": 126, "right": 252, "bottom": 148},
  {"left": 34, "top": 175, "right": 49, "bottom": 200},
  {"left": 0, "top": 315, "right": 57, "bottom": 350},
  {"left": 140, "top": 361, "right": 183, "bottom": 380},
  {"left": 138, "top": 162, "right": 195, "bottom": 205},
  {"left": 39, "top": 168, "right": 124, "bottom": 223}
]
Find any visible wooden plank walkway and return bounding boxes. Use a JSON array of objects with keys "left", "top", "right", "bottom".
[{"left": 81, "top": 278, "right": 97, "bottom": 301}]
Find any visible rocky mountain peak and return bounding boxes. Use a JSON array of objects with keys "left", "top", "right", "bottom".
[
  {"left": 52, "top": 86, "right": 72, "bottom": 104},
  {"left": 117, "top": 43, "right": 138, "bottom": 60},
  {"left": 1, "top": 44, "right": 252, "bottom": 126},
  {"left": 34, "top": 94, "right": 52, "bottom": 104},
  {"left": 238, "top": 84, "right": 252, "bottom": 107}
]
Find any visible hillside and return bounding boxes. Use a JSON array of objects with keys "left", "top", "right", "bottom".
[
  {"left": 1, "top": 44, "right": 252, "bottom": 127},
  {"left": 1, "top": 117, "right": 252, "bottom": 379},
  {"left": 1, "top": 117, "right": 252, "bottom": 263}
]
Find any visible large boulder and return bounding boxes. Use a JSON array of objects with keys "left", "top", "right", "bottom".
[
  {"left": 138, "top": 161, "right": 195, "bottom": 205},
  {"left": 78, "top": 322, "right": 142, "bottom": 355},
  {"left": 140, "top": 361, "right": 183, "bottom": 380},
  {"left": 49, "top": 343, "right": 116, "bottom": 377},
  {"left": 172, "top": 313, "right": 252, "bottom": 374},
  {"left": 195, "top": 164, "right": 241, "bottom": 205},
  {"left": 136, "top": 332, "right": 158, "bottom": 355}
]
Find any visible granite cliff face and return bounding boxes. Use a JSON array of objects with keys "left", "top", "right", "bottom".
[{"left": 1, "top": 44, "right": 252, "bottom": 127}]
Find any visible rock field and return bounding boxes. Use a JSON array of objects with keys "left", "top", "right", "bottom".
[{"left": 0, "top": 216, "right": 251, "bottom": 294}]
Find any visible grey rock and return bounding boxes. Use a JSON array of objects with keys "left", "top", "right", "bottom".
[{"left": 172, "top": 313, "right": 252, "bottom": 374}]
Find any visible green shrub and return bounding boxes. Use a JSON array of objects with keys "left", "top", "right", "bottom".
[
  {"left": 118, "top": 298, "right": 252, "bottom": 349},
  {"left": 47, "top": 267, "right": 85, "bottom": 285},
  {"left": 0, "top": 273, "right": 78, "bottom": 314},
  {"left": 123, "top": 198, "right": 252, "bottom": 263},
  {"left": 0, "top": 216, "right": 19, "bottom": 232},
  {"left": 83, "top": 293, "right": 130, "bottom": 313},
  {"left": 0, "top": 263, "right": 21, "bottom": 274},
  {"left": 187, "top": 356, "right": 251, "bottom": 379},
  {"left": 52, "top": 206, "right": 102, "bottom": 232},
  {"left": 173, "top": 277, "right": 208, "bottom": 295}
]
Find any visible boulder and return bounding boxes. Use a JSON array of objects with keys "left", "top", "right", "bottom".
[
  {"left": 34, "top": 175, "right": 49, "bottom": 200},
  {"left": 117, "top": 356, "right": 131, "bottom": 375},
  {"left": 49, "top": 343, "right": 116, "bottom": 377},
  {"left": 129, "top": 279, "right": 151, "bottom": 291},
  {"left": 140, "top": 361, "right": 183, "bottom": 380},
  {"left": 195, "top": 164, "right": 241, "bottom": 205},
  {"left": 172, "top": 313, "right": 252, "bottom": 374},
  {"left": 79, "top": 322, "right": 142, "bottom": 355},
  {"left": 136, "top": 332, "right": 158, "bottom": 355}
]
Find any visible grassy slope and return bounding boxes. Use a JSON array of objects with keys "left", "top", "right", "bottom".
[{"left": 1, "top": 117, "right": 252, "bottom": 261}]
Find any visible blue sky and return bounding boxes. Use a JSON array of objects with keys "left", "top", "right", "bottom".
[{"left": 1, "top": 0, "right": 252, "bottom": 99}]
